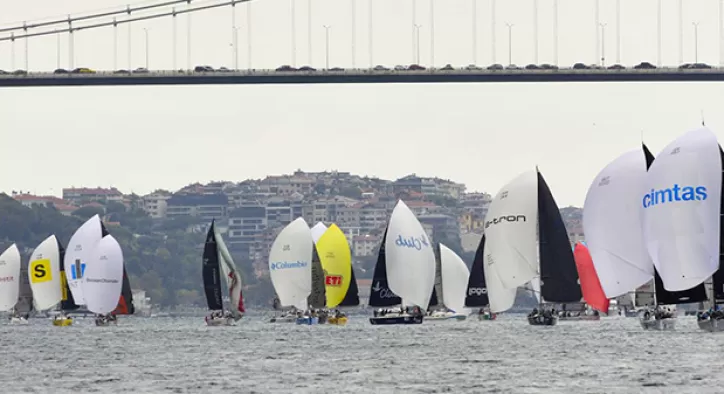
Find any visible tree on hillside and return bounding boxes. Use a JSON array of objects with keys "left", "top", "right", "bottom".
[{"left": 72, "top": 205, "right": 105, "bottom": 220}]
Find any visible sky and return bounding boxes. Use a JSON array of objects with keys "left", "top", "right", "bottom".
[{"left": 0, "top": 0, "right": 723, "bottom": 206}]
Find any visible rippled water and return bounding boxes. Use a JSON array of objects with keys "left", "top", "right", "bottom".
[{"left": 1, "top": 314, "right": 720, "bottom": 393}]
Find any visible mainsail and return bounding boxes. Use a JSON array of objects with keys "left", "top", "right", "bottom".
[
  {"left": 57, "top": 239, "right": 79, "bottom": 312},
  {"left": 368, "top": 228, "right": 400, "bottom": 307},
  {"left": 464, "top": 233, "right": 516, "bottom": 313},
  {"left": 202, "top": 220, "right": 244, "bottom": 319},
  {"left": 113, "top": 269, "right": 135, "bottom": 315}
]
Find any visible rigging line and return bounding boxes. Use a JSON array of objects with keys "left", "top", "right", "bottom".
[
  {"left": 0, "top": 0, "right": 249, "bottom": 42},
  {"left": 0, "top": 0, "right": 193, "bottom": 33}
]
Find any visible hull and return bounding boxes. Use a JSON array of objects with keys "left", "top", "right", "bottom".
[
  {"left": 269, "top": 315, "right": 296, "bottom": 323},
  {"left": 296, "top": 316, "right": 319, "bottom": 325},
  {"left": 9, "top": 317, "right": 28, "bottom": 325},
  {"left": 426, "top": 314, "right": 467, "bottom": 321},
  {"left": 52, "top": 317, "right": 73, "bottom": 327},
  {"left": 369, "top": 315, "right": 423, "bottom": 325},
  {"left": 685, "top": 310, "right": 698, "bottom": 316},
  {"left": 205, "top": 317, "right": 235, "bottom": 326},
  {"left": 624, "top": 309, "right": 639, "bottom": 318},
  {"left": 327, "top": 316, "right": 348, "bottom": 325},
  {"left": 639, "top": 316, "right": 676, "bottom": 331},
  {"left": 527, "top": 315, "right": 558, "bottom": 326},
  {"left": 558, "top": 314, "right": 601, "bottom": 321},
  {"left": 697, "top": 317, "right": 724, "bottom": 332},
  {"left": 95, "top": 317, "right": 118, "bottom": 326}
]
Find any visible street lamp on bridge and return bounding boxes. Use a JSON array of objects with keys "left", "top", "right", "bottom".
[
  {"left": 506, "top": 22, "right": 514, "bottom": 66},
  {"left": 599, "top": 23, "right": 607, "bottom": 67},
  {"left": 144, "top": 28, "right": 150, "bottom": 70},
  {"left": 414, "top": 24, "right": 421, "bottom": 65},
  {"left": 692, "top": 21, "right": 700, "bottom": 63},
  {"left": 323, "top": 25, "right": 331, "bottom": 70}
]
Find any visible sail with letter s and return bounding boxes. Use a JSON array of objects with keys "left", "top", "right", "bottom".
[{"left": 27, "top": 235, "right": 62, "bottom": 311}]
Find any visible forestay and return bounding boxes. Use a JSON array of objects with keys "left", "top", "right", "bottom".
[
  {"left": 268, "top": 217, "right": 313, "bottom": 309},
  {"left": 28, "top": 235, "right": 62, "bottom": 311},
  {"left": 64, "top": 214, "right": 104, "bottom": 304},
  {"left": 84, "top": 235, "right": 124, "bottom": 314},
  {"left": 0, "top": 244, "right": 20, "bottom": 311},
  {"left": 484, "top": 170, "right": 539, "bottom": 290},
  {"left": 642, "top": 128, "right": 722, "bottom": 291},
  {"left": 385, "top": 200, "right": 436, "bottom": 309},
  {"left": 583, "top": 147, "right": 655, "bottom": 298}
]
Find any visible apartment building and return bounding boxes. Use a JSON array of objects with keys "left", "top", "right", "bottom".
[
  {"left": 62, "top": 187, "right": 123, "bottom": 205},
  {"left": 141, "top": 190, "right": 171, "bottom": 219},
  {"left": 165, "top": 193, "right": 228, "bottom": 221}
]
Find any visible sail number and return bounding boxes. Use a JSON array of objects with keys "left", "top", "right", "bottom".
[
  {"left": 325, "top": 275, "right": 343, "bottom": 286},
  {"left": 30, "top": 259, "right": 52, "bottom": 283}
]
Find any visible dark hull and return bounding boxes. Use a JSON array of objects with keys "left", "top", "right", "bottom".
[
  {"left": 527, "top": 315, "right": 558, "bottom": 326},
  {"left": 369, "top": 315, "right": 423, "bottom": 325}
]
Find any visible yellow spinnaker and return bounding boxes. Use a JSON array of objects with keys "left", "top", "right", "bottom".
[{"left": 316, "top": 224, "right": 352, "bottom": 308}]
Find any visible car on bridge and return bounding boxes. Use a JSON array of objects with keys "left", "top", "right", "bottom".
[
  {"left": 487, "top": 64, "right": 504, "bottom": 70},
  {"left": 634, "top": 62, "right": 656, "bottom": 69}
]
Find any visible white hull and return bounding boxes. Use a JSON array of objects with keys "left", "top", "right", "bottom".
[
  {"left": 697, "top": 318, "right": 724, "bottom": 332},
  {"left": 269, "top": 315, "right": 296, "bottom": 323},
  {"left": 9, "top": 317, "right": 28, "bottom": 325},
  {"left": 639, "top": 316, "right": 676, "bottom": 331},
  {"left": 205, "top": 317, "right": 235, "bottom": 326}
]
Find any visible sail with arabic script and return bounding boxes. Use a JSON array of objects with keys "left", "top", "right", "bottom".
[
  {"left": 573, "top": 242, "right": 610, "bottom": 313},
  {"left": 316, "top": 224, "right": 359, "bottom": 308}
]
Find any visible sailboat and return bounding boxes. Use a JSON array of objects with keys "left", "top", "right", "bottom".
[
  {"left": 202, "top": 220, "right": 245, "bottom": 326},
  {"left": 483, "top": 169, "right": 581, "bottom": 326},
  {"left": 85, "top": 234, "right": 125, "bottom": 326},
  {"left": 27, "top": 235, "right": 75, "bottom": 326},
  {"left": 268, "top": 217, "right": 326, "bottom": 324},
  {"left": 464, "top": 234, "right": 499, "bottom": 320},
  {"left": 316, "top": 223, "right": 359, "bottom": 325},
  {"left": 564, "top": 242, "right": 608, "bottom": 321},
  {"left": 426, "top": 244, "right": 471, "bottom": 321},
  {"left": 368, "top": 200, "right": 436, "bottom": 325},
  {"left": 0, "top": 244, "right": 22, "bottom": 324},
  {"left": 64, "top": 214, "right": 107, "bottom": 312}
]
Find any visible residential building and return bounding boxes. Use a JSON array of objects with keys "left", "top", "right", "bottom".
[
  {"left": 418, "top": 214, "right": 461, "bottom": 248},
  {"left": 62, "top": 187, "right": 123, "bottom": 204},
  {"left": 12, "top": 194, "right": 78, "bottom": 216},
  {"left": 166, "top": 193, "right": 228, "bottom": 221},
  {"left": 352, "top": 235, "right": 381, "bottom": 257},
  {"left": 392, "top": 174, "right": 466, "bottom": 199},
  {"left": 459, "top": 211, "right": 485, "bottom": 233},
  {"left": 259, "top": 174, "right": 315, "bottom": 195},
  {"left": 141, "top": 190, "right": 171, "bottom": 219},
  {"left": 227, "top": 205, "right": 268, "bottom": 258}
]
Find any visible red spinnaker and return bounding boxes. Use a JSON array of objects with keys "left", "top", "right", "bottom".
[{"left": 573, "top": 242, "right": 610, "bottom": 313}]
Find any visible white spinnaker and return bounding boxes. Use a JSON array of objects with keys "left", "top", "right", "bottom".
[
  {"left": 27, "top": 235, "right": 62, "bottom": 311},
  {"left": 642, "top": 127, "right": 722, "bottom": 291},
  {"left": 439, "top": 244, "right": 472, "bottom": 315},
  {"left": 268, "top": 217, "right": 313, "bottom": 309},
  {"left": 583, "top": 148, "right": 655, "bottom": 298},
  {"left": 84, "top": 235, "right": 124, "bottom": 314},
  {"left": 311, "top": 222, "right": 328, "bottom": 244},
  {"left": 484, "top": 170, "right": 539, "bottom": 289},
  {"left": 0, "top": 244, "right": 20, "bottom": 311},
  {"left": 215, "top": 226, "right": 244, "bottom": 318},
  {"left": 63, "top": 214, "right": 103, "bottom": 304},
  {"left": 385, "top": 200, "right": 436, "bottom": 309}
]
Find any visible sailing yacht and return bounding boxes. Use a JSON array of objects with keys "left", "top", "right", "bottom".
[
  {"left": 85, "top": 234, "right": 125, "bottom": 326},
  {"left": 368, "top": 200, "right": 436, "bottom": 325},
  {"left": 483, "top": 169, "right": 581, "bottom": 326},
  {"left": 562, "top": 242, "right": 608, "bottom": 321},
  {"left": 268, "top": 217, "right": 326, "bottom": 324},
  {"left": 0, "top": 244, "right": 22, "bottom": 324},
  {"left": 316, "top": 223, "right": 359, "bottom": 325},
  {"left": 64, "top": 215, "right": 106, "bottom": 318},
  {"left": 426, "top": 244, "right": 471, "bottom": 321},
  {"left": 202, "top": 220, "right": 245, "bottom": 326},
  {"left": 464, "top": 234, "right": 504, "bottom": 320},
  {"left": 27, "top": 235, "right": 77, "bottom": 326}
]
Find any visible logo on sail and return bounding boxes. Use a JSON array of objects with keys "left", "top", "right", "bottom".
[
  {"left": 70, "top": 259, "right": 86, "bottom": 280},
  {"left": 325, "top": 275, "right": 343, "bottom": 286},
  {"left": 372, "top": 282, "right": 397, "bottom": 298},
  {"left": 394, "top": 235, "right": 429, "bottom": 251},
  {"left": 468, "top": 287, "right": 487, "bottom": 296},
  {"left": 30, "top": 259, "right": 52, "bottom": 284},
  {"left": 642, "top": 184, "right": 707, "bottom": 208},
  {"left": 270, "top": 261, "right": 308, "bottom": 270},
  {"left": 598, "top": 176, "right": 610, "bottom": 186},
  {"left": 0, "top": 276, "right": 14, "bottom": 282},
  {"left": 484, "top": 215, "right": 526, "bottom": 229}
]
